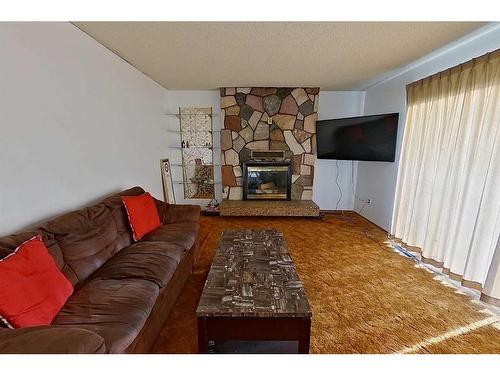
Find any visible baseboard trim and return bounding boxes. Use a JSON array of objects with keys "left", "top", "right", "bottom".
[
  {"left": 480, "top": 293, "right": 500, "bottom": 307},
  {"left": 319, "top": 210, "right": 353, "bottom": 214},
  {"left": 320, "top": 210, "right": 389, "bottom": 234},
  {"left": 352, "top": 212, "right": 389, "bottom": 234}
]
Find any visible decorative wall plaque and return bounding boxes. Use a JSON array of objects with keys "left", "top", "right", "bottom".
[{"left": 160, "top": 158, "right": 175, "bottom": 204}]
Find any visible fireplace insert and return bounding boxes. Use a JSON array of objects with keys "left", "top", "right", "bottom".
[{"left": 242, "top": 161, "right": 291, "bottom": 200}]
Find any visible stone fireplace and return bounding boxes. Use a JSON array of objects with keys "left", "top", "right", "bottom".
[{"left": 220, "top": 87, "right": 319, "bottom": 201}]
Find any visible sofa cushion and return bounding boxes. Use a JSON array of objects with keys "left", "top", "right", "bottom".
[
  {"left": 53, "top": 278, "right": 159, "bottom": 353},
  {"left": 141, "top": 222, "right": 198, "bottom": 251},
  {"left": 154, "top": 199, "right": 201, "bottom": 224},
  {"left": 91, "top": 241, "right": 185, "bottom": 287},
  {"left": 40, "top": 203, "right": 122, "bottom": 285},
  {"left": 0, "top": 326, "right": 106, "bottom": 354},
  {"left": 101, "top": 191, "right": 142, "bottom": 251}
]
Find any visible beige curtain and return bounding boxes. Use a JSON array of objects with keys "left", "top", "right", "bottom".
[{"left": 391, "top": 50, "right": 500, "bottom": 305}]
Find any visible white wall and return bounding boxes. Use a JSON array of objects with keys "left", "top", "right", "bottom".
[
  {"left": 0, "top": 22, "right": 169, "bottom": 236},
  {"left": 164, "top": 90, "right": 222, "bottom": 206},
  {"left": 356, "top": 23, "right": 500, "bottom": 231},
  {"left": 313, "top": 91, "right": 365, "bottom": 210}
]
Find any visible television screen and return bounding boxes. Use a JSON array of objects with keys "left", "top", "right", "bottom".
[{"left": 316, "top": 113, "right": 399, "bottom": 161}]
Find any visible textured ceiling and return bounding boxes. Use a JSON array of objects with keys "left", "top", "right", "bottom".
[{"left": 74, "top": 22, "right": 485, "bottom": 90}]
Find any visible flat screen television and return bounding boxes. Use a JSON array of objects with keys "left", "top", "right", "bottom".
[{"left": 316, "top": 113, "right": 399, "bottom": 161}]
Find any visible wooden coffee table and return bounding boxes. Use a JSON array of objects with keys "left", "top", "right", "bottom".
[{"left": 196, "top": 229, "right": 312, "bottom": 354}]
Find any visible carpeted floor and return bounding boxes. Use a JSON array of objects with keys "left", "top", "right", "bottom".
[{"left": 152, "top": 213, "right": 500, "bottom": 354}]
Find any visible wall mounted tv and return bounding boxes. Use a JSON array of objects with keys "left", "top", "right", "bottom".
[{"left": 316, "top": 113, "right": 399, "bottom": 162}]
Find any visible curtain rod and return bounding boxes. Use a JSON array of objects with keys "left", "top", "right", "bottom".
[{"left": 408, "top": 47, "right": 500, "bottom": 88}]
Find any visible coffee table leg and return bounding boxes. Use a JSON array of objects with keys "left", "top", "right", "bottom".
[
  {"left": 297, "top": 318, "right": 311, "bottom": 354},
  {"left": 197, "top": 318, "right": 209, "bottom": 353}
]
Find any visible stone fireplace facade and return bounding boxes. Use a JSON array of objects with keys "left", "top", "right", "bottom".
[{"left": 220, "top": 87, "right": 319, "bottom": 200}]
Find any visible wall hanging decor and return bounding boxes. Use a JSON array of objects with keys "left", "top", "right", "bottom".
[{"left": 178, "top": 107, "right": 216, "bottom": 199}]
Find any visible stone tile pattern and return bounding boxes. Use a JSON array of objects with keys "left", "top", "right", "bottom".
[
  {"left": 220, "top": 87, "right": 319, "bottom": 200},
  {"left": 196, "top": 229, "right": 312, "bottom": 318},
  {"left": 219, "top": 200, "right": 320, "bottom": 217}
]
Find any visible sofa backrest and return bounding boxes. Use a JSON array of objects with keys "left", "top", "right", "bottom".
[
  {"left": 39, "top": 187, "right": 145, "bottom": 285},
  {"left": 0, "top": 186, "right": 146, "bottom": 286}
]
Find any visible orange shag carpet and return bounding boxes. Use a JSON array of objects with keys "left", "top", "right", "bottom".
[{"left": 153, "top": 213, "right": 500, "bottom": 354}]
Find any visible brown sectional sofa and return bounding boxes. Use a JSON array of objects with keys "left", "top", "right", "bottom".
[{"left": 0, "top": 187, "right": 200, "bottom": 353}]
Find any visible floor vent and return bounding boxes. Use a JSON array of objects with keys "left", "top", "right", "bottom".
[{"left": 250, "top": 150, "right": 285, "bottom": 161}]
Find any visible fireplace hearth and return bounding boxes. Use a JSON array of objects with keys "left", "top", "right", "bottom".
[{"left": 242, "top": 161, "right": 291, "bottom": 200}]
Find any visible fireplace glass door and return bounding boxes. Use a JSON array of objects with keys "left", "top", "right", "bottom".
[{"left": 243, "top": 162, "right": 291, "bottom": 200}]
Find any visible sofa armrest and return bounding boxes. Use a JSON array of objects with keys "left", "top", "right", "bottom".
[
  {"left": 154, "top": 199, "right": 201, "bottom": 224},
  {"left": 0, "top": 326, "right": 106, "bottom": 354}
]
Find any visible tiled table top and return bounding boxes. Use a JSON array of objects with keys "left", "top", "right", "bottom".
[{"left": 196, "top": 229, "right": 312, "bottom": 318}]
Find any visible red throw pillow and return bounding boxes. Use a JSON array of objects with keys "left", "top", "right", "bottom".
[
  {"left": 122, "top": 192, "right": 162, "bottom": 241},
  {"left": 0, "top": 236, "right": 74, "bottom": 329}
]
